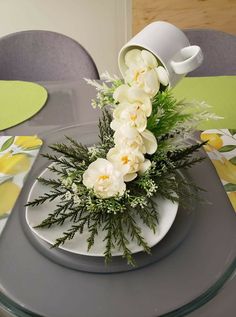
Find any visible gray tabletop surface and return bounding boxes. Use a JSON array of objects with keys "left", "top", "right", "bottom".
[{"left": 0, "top": 79, "right": 235, "bottom": 317}]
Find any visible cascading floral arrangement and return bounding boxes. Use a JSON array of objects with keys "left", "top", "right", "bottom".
[{"left": 27, "top": 49, "right": 218, "bottom": 265}]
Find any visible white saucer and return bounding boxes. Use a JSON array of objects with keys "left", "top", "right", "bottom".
[{"left": 26, "top": 166, "right": 178, "bottom": 256}]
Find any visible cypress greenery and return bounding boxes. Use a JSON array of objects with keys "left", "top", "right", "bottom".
[{"left": 26, "top": 91, "right": 207, "bottom": 266}]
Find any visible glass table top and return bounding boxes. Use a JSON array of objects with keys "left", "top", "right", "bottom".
[
  {"left": 1, "top": 79, "right": 236, "bottom": 316},
  {"left": 0, "top": 123, "right": 235, "bottom": 317}
]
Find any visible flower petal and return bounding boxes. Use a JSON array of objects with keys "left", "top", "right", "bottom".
[
  {"left": 155, "top": 66, "right": 169, "bottom": 86},
  {"left": 141, "top": 50, "right": 158, "bottom": 68},
  {"left": 125, "top": 49, "right": 144, "bottom": 68},
  {"left": 124, "top": 68, "right": 135, "bottom": 84},
  {"left": 139, "top": 69, "right": 160, "bottom": 97},
  {"left": 110, "top": 119, "right": 121, "bottom": 131},
  {"left": 134, "top": 110, "right": 147, "bottom": 132},
  {"left": 123, "top": 172, "right": 137, "bottom": 182},
  {"left": 140, "top": 130, "right": 158, "bottom": 154},
  {"left": 113, "top": 84, "right": 129, "bottom": 103},
  {"left": 139, "top": 159, "right": 151, "bottom": 175},
  {"left": 128, "top": 87, "right": 152, "bottom": 117}
]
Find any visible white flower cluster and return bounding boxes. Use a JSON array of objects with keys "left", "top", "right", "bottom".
[
  {"left": 83, "top": 49, "right": 169, "bottom": 198},
  {"left": 124, "top": 49, "right": 169, "bottom": 97}
]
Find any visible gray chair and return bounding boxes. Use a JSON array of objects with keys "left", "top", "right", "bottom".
[
  {"left": 0, "top": 30, "right": 99, "bottom": 81},
  {"left": 184, "top": 29, "right": 236, "bottom": 76}
]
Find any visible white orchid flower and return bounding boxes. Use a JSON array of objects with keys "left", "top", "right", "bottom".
[
  {"left": 113, "top": 126, "right": 157, "bottom": 155},
  {"left": 123, "top": 49, "right": 162, "bottom": 97},
  {"left": 114, "top": 126, "right": 145, "bottom": 152},
  {"left": 136, "top": 68, "right": 160, "bottom": 97},
  {"left": 82, "top": 158, "right": 126, "bottom": 198},
  {"left": 124, "top": 49, "right": 146, "bottom": 69},
  {"left": 110, "top": 102, "right": 147, "bottom": 132},
  {"left": 107, "top": 147, "right": 151, "bottom": 182},
  {"left": 113, "top": 84, "right": 152, "bottom": 117}
]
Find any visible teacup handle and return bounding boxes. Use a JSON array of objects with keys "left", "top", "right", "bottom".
[{"left": 170, "top": 45, "right": 203, "bottom": 74}]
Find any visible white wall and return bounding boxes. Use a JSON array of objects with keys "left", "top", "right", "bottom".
[{"left": 0, "top": 0, "right": 132, "bottom": 75}]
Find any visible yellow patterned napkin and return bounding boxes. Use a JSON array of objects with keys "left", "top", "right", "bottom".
[
  {"left": 0, "top": 136, "right": 43, "bottom": 233},
  {"left": 201, "top": 129, "right": 236, "bottom": 212}
]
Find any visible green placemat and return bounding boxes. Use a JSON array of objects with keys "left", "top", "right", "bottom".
[
  {"left": 0, "top": 81, "right": 48, "bottom": 131},
  {"left": 172, "top": 76, "right": 236, "bottom": 130}
]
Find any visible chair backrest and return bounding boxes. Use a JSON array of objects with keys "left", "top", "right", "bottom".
[
  {"left": 184, "top": 29, "right": 236, "bottom": 76},
  {"left": 0, "top": 30, "right": 99, "bottom": 81}
]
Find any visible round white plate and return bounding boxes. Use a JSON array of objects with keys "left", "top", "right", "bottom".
[{"left": 26, "top": 166, "right": 178, "bottom": 256}]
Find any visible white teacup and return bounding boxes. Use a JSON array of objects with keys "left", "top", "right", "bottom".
[{"left": 118, "top": 21, "right": 203, "bottom": 88}]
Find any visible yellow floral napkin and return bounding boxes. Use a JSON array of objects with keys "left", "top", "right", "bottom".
[
  {"left": 0, "top": 136, "right": 43, "bottom": 233},
  {"left": 201, "top": 129, "right": 236, "bottom": 212}
]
